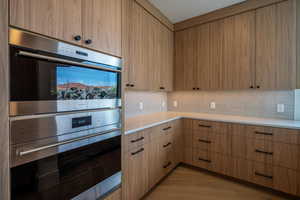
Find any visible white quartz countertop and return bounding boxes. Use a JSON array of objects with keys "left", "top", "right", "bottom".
[{"left": 125, "top": 112, "right": 300, "bottom": 135}]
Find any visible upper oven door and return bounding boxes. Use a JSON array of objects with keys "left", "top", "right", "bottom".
[{"left": 9, "top": 46, "right": 121, "bottom": 116}]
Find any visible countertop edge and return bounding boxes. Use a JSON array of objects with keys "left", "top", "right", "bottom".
[{"left": 125, "top": 113, "right": 300, "bottom": 135}]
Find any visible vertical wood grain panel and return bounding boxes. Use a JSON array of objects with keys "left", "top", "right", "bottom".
[
  {"left": 174, "top": 31, "right": 185, "bottom": 91},
  {"left": 196, "top": 23, "right": 210, "bottom": 90},
  {"left": 255, "top": 5, "right": 277, "bottom": 89},
  {"left": 256, "top": 0, "right": 296, "bottom": 90},
  {"left": 10, "top": 0, "right": 82, "bottom": 45},
  {"left": 82, "top": 0, "right": 122, "bottom": 56},
  {"left": 223, "top": 11, "right": 255, "bottom": 90},
  {"left": 276, "top": 0, "right": 296, "bottom": 89},
  {"left": 0, "top": 0, "right": 9, "bottom": 199},
  {"left": 209, "top": 20, "right": 224, "bottom": 90}
]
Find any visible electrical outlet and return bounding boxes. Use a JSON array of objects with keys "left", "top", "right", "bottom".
[
  {"left": 277, "top": 104, "right": 285, "bottom": 113},
  {"left": 173, "top": 101, "right": 178, "bottom": 108},
  {"left": 210, "top": 102, "right": 216, "bottom": 109},
  {"left": 139, "top": 102, "right": 144, "bottom": 110},
  {"left": 162, "top": 101, "right": 166, "bottom": 108}
]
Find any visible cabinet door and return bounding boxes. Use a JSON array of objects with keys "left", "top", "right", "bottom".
[
  {"left": 123, "top": 145, "right": 149, "bottom": 200},
  {"left": 82, "top": 0, "right": 121, "bottom": 56},
  {"left": 223, "top": 11, "right": 255, "bottom": 90},
  {"left": 196, "top": 23, "right": 210, "bottom": 90},
  {"left": 127, "top": 2, "right": 151, "bottom": 90},
  {"left": 172, "top": 120, "right": 183, "bottom": 166},
  {"left": 255, "top": 1, "right": 296, "bottom": 90},
  {"left": 158, "top": 25, "right": 174, "bottom": 91},
  {"left": 174, "top": 29, "right": 198, "bottom": 91},
  {"left": 10, "top": 0, "right": 82, "bottom": 45}
]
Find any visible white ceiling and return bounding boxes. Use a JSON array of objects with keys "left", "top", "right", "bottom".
[{"left": 148, "top": 0, "right": 246, "bottom": 23}]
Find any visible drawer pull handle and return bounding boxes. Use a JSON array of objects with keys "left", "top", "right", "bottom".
[
  {"left": 198, "top": 125, "right": 212, "bottom": 128},
  {"left": 131, "top": 137, "right": 144, "bottom": 143},
  {"left": 131, "top": 148, "right": 144, "bottom": 156},
  {"left": 198, "top": 158, "right": 212, "bottom": 163},
  {"left": 162, "top": 127, "right": 172, "bottom": 131},
  {"left": 198, "top": 139, "right": 211, "bottom": 144},
  {"left": 255, "top": 172, "right": 273, "bottom": 179},
  {"left": 255, "top": 149, "right": 273, "bottom": 155},
  {"left": 163, "top": 142, "right": 172, "bottom": 148},
  {"left": 163, "top": 161, "right": 172, "bottom": 169},
  {"left": 255, "top": 131, "right": 273, "bottom": 136}
]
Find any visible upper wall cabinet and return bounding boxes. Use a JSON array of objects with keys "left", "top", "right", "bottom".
[
  {"left": 124, "top": 0, "right": 174, "bottom": 92},
  {"left": 256, "top": 0, "right": 296, "bottom": 90},
  {"left": 174, "top": 0, "right": 298, "bottom": 91},
  {"left": 10, "top": 0, "right": 122, "bottom": 57}
]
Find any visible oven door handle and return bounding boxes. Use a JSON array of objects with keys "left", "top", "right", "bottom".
[
  {"left": 17, "top": 51, "right": 121, "bottom": 73},
  {"left": 17, "top": 128, "right": 121, "bottom": 156}
]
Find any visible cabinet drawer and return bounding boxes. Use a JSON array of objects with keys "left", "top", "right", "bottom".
[
  {"left": 193, "top": 131, "right": 231, "bottom": 155},
  {"left": 250, "top": 162, "right": 273, "bottom": 188},
  {"left": 124, "top": 129, "right": 150, "bottom": 152},
  {"left": 192, "top": 121, "right": 228, "bottom": 134},
  {"left": 246, "top": 139, "right": 299, "bottom": 170},
  {"left": 247, "top": 126, "right": 300, "bottom": 145},
  {"left": 149, "top": 122, "right": 174, "bottom": 141},
  {"left": 192, "top": 149, "right": 213, "bottom": 170},
  {"left": 246, "top": 139, "right": 273, "bottom": 164}
]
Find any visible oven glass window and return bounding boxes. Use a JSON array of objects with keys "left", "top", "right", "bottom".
[{"left": 10, "top": 47, "right": 121, "bottom": 101}]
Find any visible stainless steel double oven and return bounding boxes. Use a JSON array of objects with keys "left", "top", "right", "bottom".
[{"left": 9, "top": 28, "right": 122, "bottom": 200}]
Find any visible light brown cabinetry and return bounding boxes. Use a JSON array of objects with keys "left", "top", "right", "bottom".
[
  {"left": 255, "top": 0, "right": 296, "bottom": 90},
  {"left": 103, "top": 188, "right": 122, "bottom": 200},
  {"left": 183, "top": 119, "right": 300, "bottom": 196},
  {"left": 124, "top": 120, "right": 182, "bottom": 200},
  {"left": 223, "top": 11, "right": 255, "bottom": 90},
  {"left": 125, "top": 0, "right": 173, "bottom": 91},
  {"left": 174, "top": 0, "right": 298, "bottom": 91},
  {"left": 123, "top": 144, "right": 149, "bottom": 200},
  {"left": 10, "top": 0, "right": 122, "bottom": 56}
]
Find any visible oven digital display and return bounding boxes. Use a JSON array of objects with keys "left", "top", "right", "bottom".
[{"left": 72, "top": 116, "right": 92, "bottom": 128}]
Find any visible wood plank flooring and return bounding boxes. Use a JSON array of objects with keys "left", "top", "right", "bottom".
[{"left": 144, "top": 166, "right": 294, "bottom": 200}]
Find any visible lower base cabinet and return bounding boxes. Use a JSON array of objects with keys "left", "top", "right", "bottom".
[
  {"left": 103, "top": 188, "right": 122, "bottom": 200},
  {"left": 123, "top": 120, "right": 182, "bottom": 200},
  {"left": 123, "top": 144, "right": 149, "bottom": 200},
  {"left": 124, "top": 118, "right": 300, "bottom": 199}
]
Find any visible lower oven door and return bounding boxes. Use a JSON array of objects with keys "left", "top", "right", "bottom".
[{"left": 11, "top": 133, "right": 121, "bottom": 200}]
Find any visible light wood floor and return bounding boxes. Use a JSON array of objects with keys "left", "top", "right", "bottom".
[{"left": 144, "top": 166, "right": 294, "bottom": 200}]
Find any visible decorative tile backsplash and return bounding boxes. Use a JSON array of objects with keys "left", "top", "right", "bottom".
[
  {"left": 125, "top": 91, "right": 167, "bottom": 118},
  {"left": 167, "top": 90, "right": 295, "bottom": 120}
]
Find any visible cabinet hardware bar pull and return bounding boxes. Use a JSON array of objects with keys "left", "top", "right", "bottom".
[
  {"left": 255, "top": 149, "right": 273, "bottom": 155},
  {"left": 163, "top": 162, "right": 172, "bottom": 169},
  {"left": 198, "top": 139, "right": 211, "bottom": 144},
  {"left": 162, "top": 127, "right": 172, "bottom": 131},
  {"left": 131, "top": 137, "right": 144, "bottom": 143},
  {"left": 255, "top": 131, "right": 273, "bottom": 136},
  {"left": 18, "top": 128, "right": 121, "bottom": 156},
  {"left": 131, "top": 148, "right": 144, "bottom": 156},
  {"left": 17, "top": 51, "right": 121, "bottom": 73},
  {"left": 163, "top": 142, "right": 172, "bottom": 148},
  {"left": 198, "top": 158, "right": 212, "bottom": 163},
  {"left": 198, "top": 125, "right": 212, "bottom": 128},
  {"left": 255, "top": 172, "right": 273, "bottom": 179}
]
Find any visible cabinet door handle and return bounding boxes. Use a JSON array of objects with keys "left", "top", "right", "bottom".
[
  {"left": 162, "top": 126, "right": 172, "bottom": 131},
  {"left": 198, "top": 158, "right": 211, "bottom": 163},
  {"left": 198, "top": 124, "right": 212, "bottom": 128},
  {"left": 74, "top": 35, "right": 82, "bottom": 41},
  {"left": 163, "top": 161, "right": 172, "bottom": 169},
  {"left": 255, "top": 131, "right": 273, "bottom": 136},
  {"left": 131, "top": 137, "right": 144, "bottom": 143},
  {"left": 160, "top": 87, "right": 165, "bottom": 90},
  {"left": 131, "top": 148, "right": 144, "bottom": 156},
  {"left": 255, "top": 149, "right": 273, "bottom": 155},
  {"left": 163, "top": 142, "right": 172, "bottom": 148},
  {"left": 198, "top": 139, "right": 211, "bottom": 144},
  {"left": 255, "top": 172, "right": 273, "bottom": 179},
  {"left": 85, "top": 39, "right": 92, "bottom": 45}
]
